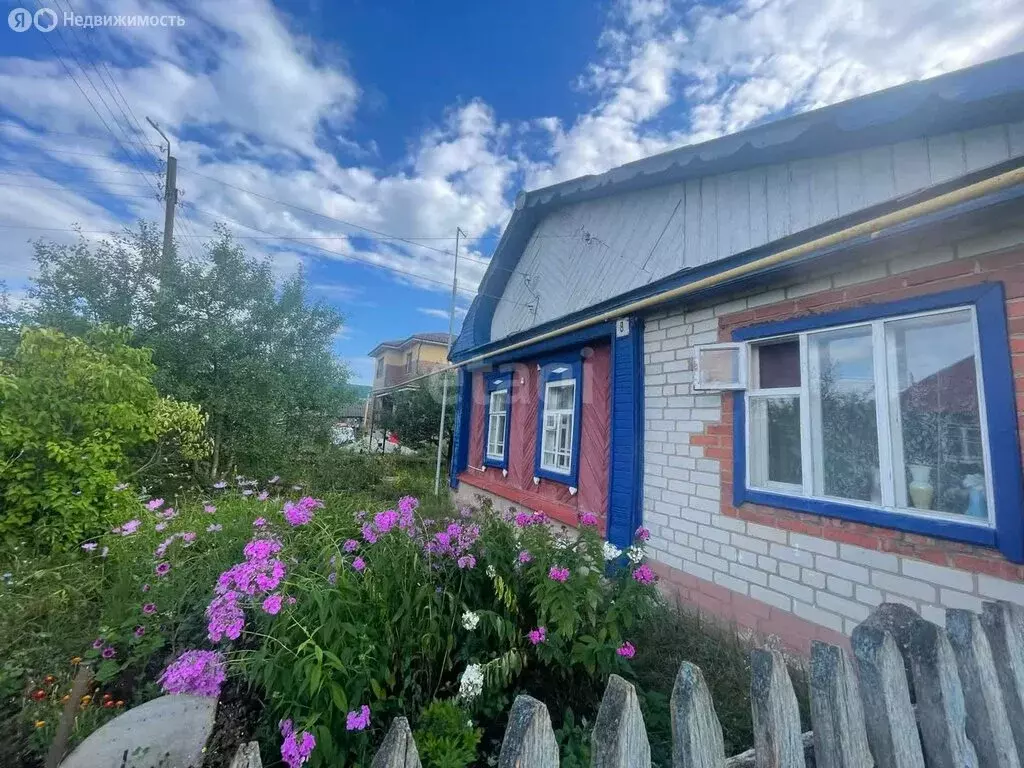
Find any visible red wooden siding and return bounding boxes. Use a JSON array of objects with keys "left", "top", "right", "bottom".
[{"left": 459, "top": 343, "right": 611, "bottom": 527}]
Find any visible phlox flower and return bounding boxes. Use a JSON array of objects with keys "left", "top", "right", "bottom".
[
  {"left": 213, "top": 481, "right": 227, "bottom": 489},
  {"left": 342, "top": 539, "right": 358, "bottom": 553},
  {"left": 345, "top": 704, "right": 370, "bottom": 731},
  {"left": 262, "top": 594, "right": 283, "bottom": 615},
  {"left": 253, "top": 517, "right": 267, "bottom": 528},
  {"left": 146, "top": 498, "right": 164, "bottom": 511},
  {"left": 352, "top": 557, "right": 366, "bottom": 573},
  {"left": 461, "top": 611, "right": 480, "bottom": 630},
  {"left": 603, "top": 542, "right": 622, "bottom": 561},
  {"left": 242, "top": 489, "right": 254, "bottom": 497},
  {"left": 361, "top": 524, "right": 377, "bottom": 544},
  {"left": 204, "top": 504, "right": 216, "bottom": 514},
  {"left": 635, "top": 526, "right": 651, "bottom": 542},
  {"left": 92, "top": 638, "right": 104, "bottom": 649},
  {"left": 101, "top": 646, "right": 116, "bottom": 659},
  {"left": 616, "top": 641, "right": 636, "bottom": 658},
  {"left": 134, "top": 626, "right": 145, "bottom": 638},
  {"left": 527, "top": 626, "right": 547, "bottom": 645},
  {"left": 159, "top": 650, "right": 226, "bottom": 697},
  {"left": 548, "top": 565, "right": 570, "bottom": 582},
  {"left": 142, "top": 602, "right": 157, "bottom": 615},
  {"left": 579, "top": 511, "right": 599, "bottom": 527},
  {"left": 632, "top": 564, "right": 655, "bottom": 585},
  {"left": 155, "top": 562, "right": 172, "bottom": 577},
  {"left": 155, "top": 523, "right": 167, "bottom": 532},
  {"left": 81, "top": 542, "right": 97, "bottom": 552},
  {"left": 457, "top": 555, "right": 476, "bottom": 570},
  {"left": 517, "top": 550, "right": 532, "bottom": 564},
  {"left": 257, "top": 491, "right": 270, "bottom": 502},
  {"left": 206, "top": 591, "right": 245, "bottom": 642},
  {"left": 281, "top": 727, "right": 316, "bottom": 768}
]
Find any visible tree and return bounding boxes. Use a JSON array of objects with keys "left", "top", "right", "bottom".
[
  {"left": 28, "top": 224, "right": 351, "bottom": 481},
  {"left": 0, "top": 327, "right": 208, "bottom": 550},
  {"left": 376, "top": 376, "right": 455, "bottom": 451}
]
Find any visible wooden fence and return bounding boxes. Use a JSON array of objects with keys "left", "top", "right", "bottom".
[{"left": 231, "top": 599, "right": 1024, "bottom": 768}]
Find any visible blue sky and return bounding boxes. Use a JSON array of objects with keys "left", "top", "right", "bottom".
[{"left": 1, "top": 0, "right": 1021, "bottom": 384}]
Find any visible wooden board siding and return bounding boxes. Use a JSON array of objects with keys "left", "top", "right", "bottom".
[
  {"left": 460, "top": 343, "right": 611, "bottom": 524},
  {"left": 490, "top": 124, "right": 1023, "bottom": 343}
]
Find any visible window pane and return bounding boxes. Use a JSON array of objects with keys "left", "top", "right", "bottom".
[
  {"left": 548, "top": 381, "right": 575, "bottom": 411},
  {"left": 749, "top": 396, "right": 802, "bottom": 487},
  {"left": 757, "top": 340, "right": 800, "bottom": 388},
  {"left": 809, "top": 327, "right": 881, "bottom": 503},
  {"left": 887, "top": 310, "right": 988, "bottom": 518}
]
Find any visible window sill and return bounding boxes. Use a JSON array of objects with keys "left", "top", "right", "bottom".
[
  {"left": 735, "top": 485, "right": 998, "bottom": 549},
  {"left": 483, "top": 456, "right": 508, "bottom": 470},
  {"left": 535, "top": 467, "right": 577, "bottom": 487}
]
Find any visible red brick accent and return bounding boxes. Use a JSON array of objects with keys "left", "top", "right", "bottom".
[
  {"left": 649, "top": 560, "right": 849, "bottom": 656},
  {"left": 703, "top": 248, "right": 1024, "bottom": 580},
  {"left": 458, "top": 476, "right": 602, "bottom": 532}
]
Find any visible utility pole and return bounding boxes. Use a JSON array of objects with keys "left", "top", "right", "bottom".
[
  {"left": 146, "top": 117, "right": 177, "bottom": 268},
  {"left": 434, "top": 227, "right": 462, "bottom": 495}
]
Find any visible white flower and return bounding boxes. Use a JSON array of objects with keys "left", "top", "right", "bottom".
[
  {"left": 458, "top": 663, "right": 484, "bottom": 701},
  {"left": 626, "top": 546, "right": 644, "bottom": 564},
  {"left": 461, "top": 610, "right": 480, "bottom": 631},
  {"left": 554, "top": 537, "right": 569, "bottom": 550},
  {"left": 486, "top": 565, "right": 496, "bottom": 578},
  {"left": 603, "top": 542, "right": 622, "bottom": 561}
]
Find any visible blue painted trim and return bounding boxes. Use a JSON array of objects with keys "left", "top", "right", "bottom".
[
  {"left": 482, "top": 372, "right": 513, "bottom": 469},
  {"left": 449, "top": 368, "right": 473, "bottom": 489},
  {"left": 731, "top": 282, "right": 1024, "bottom": 563},
  {"left": 607, "top": 318, "right": 645, "bottom": 549},
  {"left": 534, "top": 358, "right": 584, "bottom": 486},
  {"left": 485, "top": 322, "right": 616, "bottom": 366}
]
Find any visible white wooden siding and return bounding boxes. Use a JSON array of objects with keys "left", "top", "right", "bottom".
[{"left": 491, "top": 123, "right": 1023, "bottom": 342}]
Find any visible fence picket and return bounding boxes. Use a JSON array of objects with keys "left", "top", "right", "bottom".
[
  {"left": 497, "top": 694, "right": 559, "bottom": 768},
  {"left": 809, "top": 642, "right": 872, "bottom": 768},
  {"left": 749, "top": 649, "right": 803, "bottom": 768},
  {"left": 670, "top": 661, "right": 725, "bottom": 768},
  {"left": 982, "top": 600, "right": 1024, "bottom": 764},
  {"left": 370, "top": 716, "right": 422, "bottom": 768},
  {"left": 592, "top": 673, "right": 651, "bottom": 768},
  {"left": 946, "top": 608, "right": 1020, "bottom": 768}
]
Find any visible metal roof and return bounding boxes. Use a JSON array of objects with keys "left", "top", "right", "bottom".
[{"left": 452, "top": 52, "right": 1024, "bottom": 361}]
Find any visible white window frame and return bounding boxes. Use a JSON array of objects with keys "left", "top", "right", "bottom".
[
  {"left": 540, "top": 379, "right": 576, "bottom": 475},
  {"left": 485, "top": 388, "right": 509, "bottom": 461},
  {"left": 694, "top": 342, "right": 748, "bottom": 390},
  {"left": 744, "top": 304, "right": 996, "bottom": 528}
]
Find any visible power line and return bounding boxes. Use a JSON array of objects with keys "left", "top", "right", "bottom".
[
  {"left": 0, "top": 123, "right": 161, "bottom": 148},
  {"left": 0, "top": 181, "right": 159, "bottom": 199}
]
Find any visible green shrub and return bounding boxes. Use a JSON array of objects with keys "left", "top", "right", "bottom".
[
  {"left": 0, "top": 327, "right": 208, "bottom": 550},
  {"left": 413, "top": 700, "right": 480, "bottom": 768}
]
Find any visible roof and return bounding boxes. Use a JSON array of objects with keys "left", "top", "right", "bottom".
[
  {"left": 368, "top": 332, "right": 450, "bottom": 357},
  {"left": 452, "top": 52, "right": 1024, "bottom": 361}
]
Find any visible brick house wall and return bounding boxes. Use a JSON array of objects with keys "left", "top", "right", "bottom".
[{"left": 642, "top": 227, "right": 1024, "bottom": 653}]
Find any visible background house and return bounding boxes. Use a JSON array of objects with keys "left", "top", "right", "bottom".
[
  {"left": 448, "top": 54, "right": 1024, "bottom": 654},
  {"left": 364, "top": 332, "right": 450, "bottom": 423}
]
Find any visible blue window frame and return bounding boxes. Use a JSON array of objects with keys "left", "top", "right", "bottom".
[
  {"left": 483, "top": 372, "right": 513, "bottom": 469},
  {"left": 534, "top": 358, "right": 583, "bottom": 485},
  {"left": 732, "top": 282, "right": 1024, "bottom": 563}
]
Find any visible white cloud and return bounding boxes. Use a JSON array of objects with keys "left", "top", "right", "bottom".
[{"left": 418, "top": 306, "right": 467, "bottom": 322}]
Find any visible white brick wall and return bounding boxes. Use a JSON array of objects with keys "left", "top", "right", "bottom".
[{"left": 642, "top": 235, "right": 1024, "bottom": 637}]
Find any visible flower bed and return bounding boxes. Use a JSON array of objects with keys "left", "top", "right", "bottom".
[{"left": 1, "top": 476, "right": 659, "bottom": 767}]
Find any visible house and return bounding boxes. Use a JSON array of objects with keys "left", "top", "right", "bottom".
[
  {"left": 364, "top": 332, "right": 450, "bottom": 424},
  {"left": 447, "top": 53, "right": 1024, "bottom": 654}
]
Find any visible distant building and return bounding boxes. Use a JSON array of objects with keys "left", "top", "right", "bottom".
[{"left": 364, "top": 332, "right": 450, "bottom": 425}]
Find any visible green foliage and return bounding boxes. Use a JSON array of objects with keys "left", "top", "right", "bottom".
[
  {"left": 377, "top": 379, "right": 455, "bottom": 449},
  {"left": 0, "top": 327, "right": 208, "bottom": 550},
  {"left": 27, "top": 224, "right": 351, "bottom": 483},
  {"left": 554, "top": 709, "right": 592, "bottom": 768},
  {"left": 413, "top": 700, "right": 481, "bottom": 768}
]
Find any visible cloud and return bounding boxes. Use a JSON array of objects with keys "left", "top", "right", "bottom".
[
  {"left": 418, "top": 306, "right": 467, "bottom": 322},
  {"left": 525, "top": 0, "right": 1024, "bottom": 189}
]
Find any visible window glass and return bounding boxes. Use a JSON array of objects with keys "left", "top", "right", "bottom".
[
  {"left": 749, "top": 396, "right": 802, "bottom": 487},
  {"left": 486, "top": 389, "right": 508, "bottom": 459},
  {"left": 541, "top": 380, "right": 575, "bottom": 474},
  {"left": 757, "top": 340, "right": 800, "bottom": 388},
  {"left": 886, "top": 310, "right": 987, "bottom": 519},
  {"left": 808, "top": 326, "right": 881, "bottom": 503}
]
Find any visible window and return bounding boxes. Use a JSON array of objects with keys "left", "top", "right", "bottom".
[
  {"left": 405, "top": 351, "right": 414, "bottom": 372},
  {"left": 483, "top": 373, "right": 512, "bottom": 468},
  {"left": 535, "top": 360, "right": 582, "bottom": 484},
  {"left": 734, "top": 284, "right": 1024, "bottom": 561},
  {"left": 375, "top": 358, "right": 384, "bottom": 378}
]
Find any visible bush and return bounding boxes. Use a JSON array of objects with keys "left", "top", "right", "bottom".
[
  {"left": 413, "top": 700, "right": 481, "bottom": 768},
  {"left": 0, "top": 327, "right": 208, "bottom": 550}
]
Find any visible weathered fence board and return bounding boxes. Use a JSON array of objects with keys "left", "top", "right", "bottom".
[{"left": 366, "top": 601, "right": 1024, "bottom": 768}]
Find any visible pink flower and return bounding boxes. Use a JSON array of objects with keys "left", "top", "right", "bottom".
[
  {"left": 616, "top": 641, "right": 636, "bottom": 658},
  {"left": 155, "top": 523, "right": 167, "bottom": 532},
  {"left": 281, "top": 728, "right": 316, "bottom": 768},
  {"left": 548, "top": 565, "right": 570, "bottom": 582},
  {"left": 204, "top": 504, "right": 216, "bottom": 514},
  {"left": 517, "top": 550, "right": 532, "bottom": 564},
  {"left": 352, "top": 557, "right": 366, "bottom": 572},
  {"left": 283, "top": 497, "right": 321, "bottom": 527},
  {"left": 155, "top": 562, "right": 172, "bottom": 577},
  {"left": 257, "top": 491, "right": 270, "bottom": 502},
  {"left": 181, "top": 531, "right": 197, "bottom": 546},
  {"left": 159, "top": 650, "right": 226, "bottom": 697},
  {"left": 161, "top": 508, "right": 177, "bottom": 519},
  {"left": 134, "top": 626, "right": 146, "bottom": 638},
  {"left": 635, "top": 526, "right": 651, "bottom": 542},
  {"left": 527, "top": 626, "right": 547, "bottom": 645},
  {"left": 632, "top": 564, "right": 655, "bottom": 585},
  {"left": 142, "top": 602, "right": 157, "bottom": 615},
  {"left": 206, "top": 591, "right": 245, "bottom": 642},
  {"left": 213, "top": 481, "right": 227, "bottom": 489},
  {"left": 120, "top": 519, "right": 142, "bottom": 535},
  {"left": 101, "top": 646, "right": 116, "bottom": 659},
  {"left": 262, "top": 594, "right": 283, "bottom": 615},
  {"left": 81, "top": 542, "right": 97, "bottom": 552},
  {"left": 146, "top": 498, "right": 164, "bottom": 511},
  {"left": 253, "top": 517, "right": 267, "bottom": 528},
  {"left": 92, "top": 638, "right": 104, "bottom": 649},
  {"left": 579, "top": 511, "right": 599, "bottom": 527},
  {"left": 345, "top": 704, "right": 371, "bottom": 732},
  {"left": 514, "top": 511, "right": 545, "bottom": 528},
  {"left": 361, "top": 523, "right": 378, "bottom": 544},
  {"left": 457, "top": 555, "right": 476, "bottom": 569},
  {"left": 342, "top": 539, "right": 359, "bottom": 553}
]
